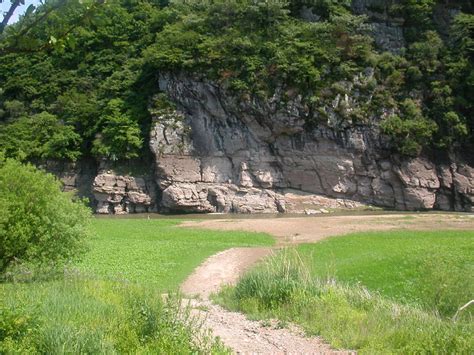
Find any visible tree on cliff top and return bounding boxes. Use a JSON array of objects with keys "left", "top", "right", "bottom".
[{"left": 0, "top": 0, "right": 472, "bottom": 161}]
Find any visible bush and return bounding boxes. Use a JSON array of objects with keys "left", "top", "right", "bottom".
[
  {"left": 91, "top": 99, "right": 143, "bottom": 161},
  {"left": 380, "top": 99, "right": 438, "bottom": 156},
  {"left": 0, "top": 159, "right": 92, "bottom": 275},
  {"left": 0, "top": 112, "right": 82, "bottom": 161}
]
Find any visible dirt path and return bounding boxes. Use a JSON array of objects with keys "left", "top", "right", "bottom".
[
  {"left": 180, "top": 247, "right": 349, "bottom": 353},
  {"left": 181, "top": 247, "right": 274, "bottom": 299},
  {"left": 189, "top": 299, "right": 348, "bottom": 354},
  {"left": 180, "top": 213, "right": 473, "bottom": 354}
]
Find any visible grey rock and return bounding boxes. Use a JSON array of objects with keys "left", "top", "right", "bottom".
[
  {"left": 92, "top": 170, "right": 156, "bottom": 214},
  {"left": 150, "top": 74, "right": 473, "bottom": 213},
  {"left": 47, "top": 69, "right": 473, "bottom": 214}
]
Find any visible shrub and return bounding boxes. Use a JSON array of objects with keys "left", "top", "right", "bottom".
[
  {"left": 0, "top": 159, "right": 92, "bottom": 275},
  {"left": 91, "top": 99, "right": 143, "bottom": 161},
  {"left": 380, "top": 99, "right": 438, "bottom": 156},
  {"left": 0, "top": 112, "right": 82, "bottom": 161}
]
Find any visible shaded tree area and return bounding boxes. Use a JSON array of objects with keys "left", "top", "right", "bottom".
[
  {"left": 1, "top": 0, "right": 161, "bottom": 161},
  {"left": 0, "top": 0, "right": 473, "bottom": 160}
]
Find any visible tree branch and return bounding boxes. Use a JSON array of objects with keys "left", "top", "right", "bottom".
[
  {"left": 0, "top": 0, "right": 22, "bottom": 34},
  {"left": 15, "top": 0, "right": 66, "bottom": 39},
  {"left": 0, "top": 0, "right": 105, "bottom": 55}
]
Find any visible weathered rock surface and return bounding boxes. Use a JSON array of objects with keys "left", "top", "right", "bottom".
[
  {"left": 351, "top": 0, "right": 464, "bottom": 53},
  {"left": 50, "top": 73, "right": 473, "bottom": 214},
  {"left": 92, "top": 172, "right": 156, "bottom": 214},
  {"left": 148, "top": 74, "right": 473, "bottom": 214},
  {"left": 42, "top": 159, "right": 97, "bottom": 202},
  {"left": 84, "top": 159, "right": 156, "bottom": 214},
  {"left": 352, "top": 0, "right": 406, "bottom": 52}
]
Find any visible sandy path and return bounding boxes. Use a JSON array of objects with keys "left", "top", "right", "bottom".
[
  {"left": 190, "top": 299, "right": 349, "bottom": 354},
  {"left": 181, "top": 247, "right": 274, "bottom": 299},
  {"left": 180, "top": 213, "right": 473, "bottom": 354},
  {"left": 180, "top": 247, "right": 349, "bottom": 353}
]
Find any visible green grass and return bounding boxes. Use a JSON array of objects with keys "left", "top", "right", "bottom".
[
  {"left": 1, "top": 278, "right": 228, "bottom": 353},
  {"left": 77, "top": 218, "right": 274, "bottom": 290},
  {"left": 215, "top": 231, "right": 474, "bottom": 353},
  {"left": 296, "top": 230, "right": 474, "bottom": 316},
  {"left": 1, "top": 218, "right": 273, "bottom": 353}
]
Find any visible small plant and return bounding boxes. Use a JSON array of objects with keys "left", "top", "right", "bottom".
[{"left": 0, "top": 305, "right": 39, "bottom": 342}]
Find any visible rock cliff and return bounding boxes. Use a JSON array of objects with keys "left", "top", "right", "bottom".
[
  {"left": 144, "top": 74, "right": 472, "bottom": 214},
  {"left": 49, "top": 0, "right": 473, "bottom": 214},
  {"left": 55, "top": 73, "right": 473, "bottom": 214}
]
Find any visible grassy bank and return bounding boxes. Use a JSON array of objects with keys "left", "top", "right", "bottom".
[
  {"left": 1, "top": 218, "right": 273, "bottom": 353},
  {"left": 1, "top": 278, "right": 228, "bottom": 353},
  {"left": 78, "top": 218, "right": 274, "bottom": 290},
  {"left": 215, "top": 231, "right": 474, "bottom": 353},
  {"left": 297, "top": 230, "right": 474, "bottom": 316}
]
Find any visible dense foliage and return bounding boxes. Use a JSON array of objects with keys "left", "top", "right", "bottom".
[
  {"left": 0, "top": 159, "right": 92, "bottom": 274},
  {"left": 0, "top": 0, "right": 472, "bottom": 159}
]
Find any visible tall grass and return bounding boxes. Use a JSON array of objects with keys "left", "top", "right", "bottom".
[
  {"left": 296, "top": 230, "right": 474, "bottom": 317},
  {"left": 215, "top": 249, "right": 473, "bottom": 353},
  {"left": 1, "top": 277, "right": 229, "bottom": 354}
]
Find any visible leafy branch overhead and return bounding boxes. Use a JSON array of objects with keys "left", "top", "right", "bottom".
[
  {"left": 0, "top": 0, "right": 23, "bottom": 34},
  {"left": 0, "top": 0, "right": 105, "bottom": 53}
]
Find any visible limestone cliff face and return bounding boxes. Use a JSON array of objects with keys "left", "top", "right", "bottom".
[
  {"left": 141, "top": 74, "right": 472, "bottom": 213},
  {"left": 52, "top": 1, "right": 473, "bottom": 214},
  {"left": 53, "top": 73, "right": 473, "bottom": 214}
]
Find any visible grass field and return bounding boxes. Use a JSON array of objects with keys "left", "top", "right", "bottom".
[
  {"left": 1, "top": 218, "right": 273, "bottom": 353},
  {"left": 297, "top": 230, "right": 474, "bottom": 316},
  {"left": 1, "top": 278, "right": 229, "bottom": 353},
  {"left": 78, "top": 218, "right": 274, "bottom": 290},
  {"left": 216, "top": 230, "right": 474, "bottom": 353}
]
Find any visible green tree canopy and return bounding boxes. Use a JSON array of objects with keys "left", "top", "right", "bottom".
[{"left": 0, "top": 0, "right": 472, "bottom": 159}]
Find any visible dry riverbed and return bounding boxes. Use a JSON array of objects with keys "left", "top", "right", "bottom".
[{"left": 181, "top": 213, "right": 474, "bottom": 245}]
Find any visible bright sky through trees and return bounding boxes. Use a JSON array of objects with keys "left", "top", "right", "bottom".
[{"left": 0, "top": 0, "right": 41, "bottom": 24}]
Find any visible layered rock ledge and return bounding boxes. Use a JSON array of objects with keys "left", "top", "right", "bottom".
[{"left": 51, "top": 74, "right": 473, "bottom": 214}]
